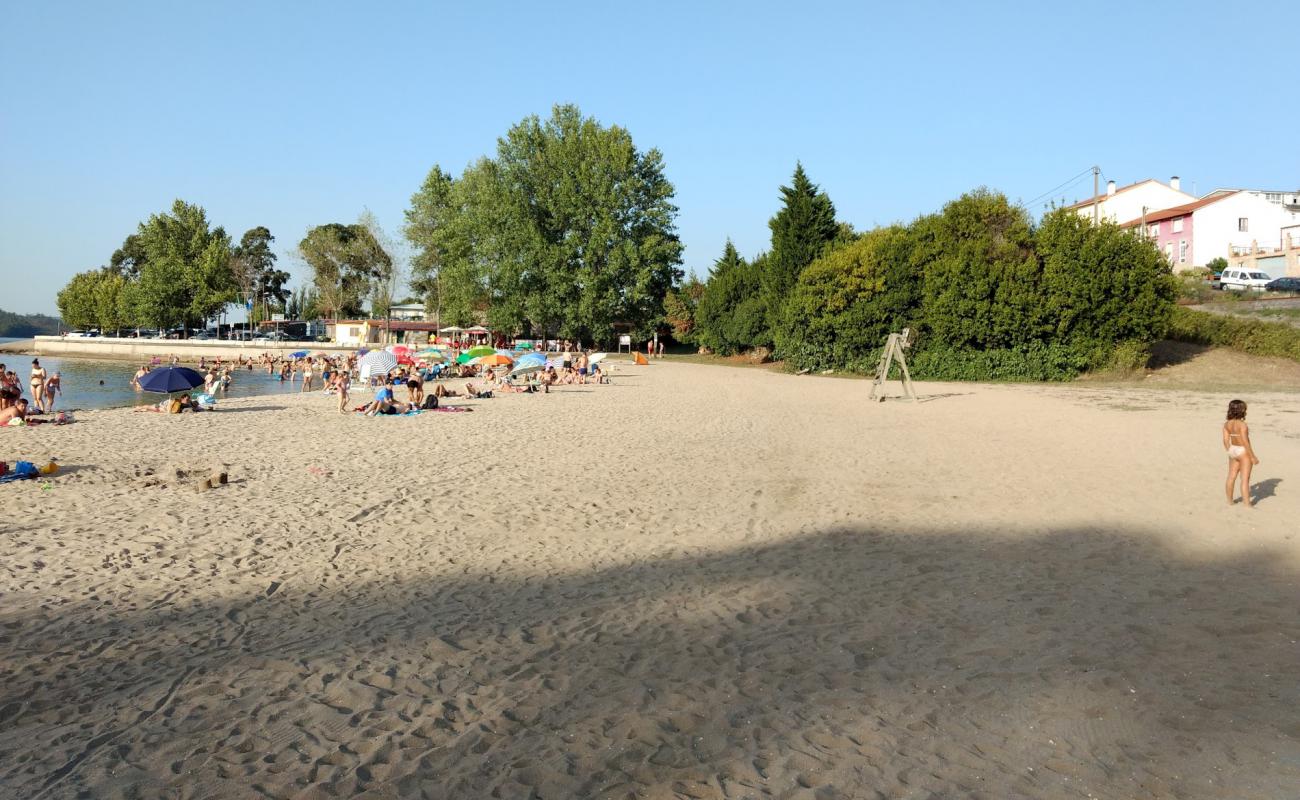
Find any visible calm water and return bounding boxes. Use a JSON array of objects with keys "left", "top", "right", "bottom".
[{"left": 0, "top": 346, "right": 314, "bottom": 411}]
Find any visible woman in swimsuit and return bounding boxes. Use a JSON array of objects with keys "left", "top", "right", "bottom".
[
  {"left": 302, "top": 359, "right": 314, "bottom": 392},
  {"left": 1223, "top": 399, "right": 1260, "bottom": 508},
  {"left": 29, "top": 359, "right": 47, "bottom": 413},
  {"left": 43, "top": 372, "right": 61, "bottom": 412}
]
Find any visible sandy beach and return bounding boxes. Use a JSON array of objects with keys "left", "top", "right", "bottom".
[{"left": 1, "top": 361, "right": 1297, "bottom": 799}]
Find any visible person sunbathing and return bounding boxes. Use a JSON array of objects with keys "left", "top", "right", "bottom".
[
  {"left": 432, "top": 383, "right": 460, "bottom": 399},
  {"left": 0, "top": 398, "right": 28, "bottom": 425}
]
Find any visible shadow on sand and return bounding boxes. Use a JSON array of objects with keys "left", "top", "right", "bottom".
[{"left": 1, "top": 524, "right": 1297, "bottom": 798}]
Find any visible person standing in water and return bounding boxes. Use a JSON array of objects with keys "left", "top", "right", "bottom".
[
  {"left": 29, "top": 359, "right": 47, "bottom": 413},
  {"left": 43, "top": 372, "right": 61, "bottom": 412},
  {"left": 1223, "top": 399, "right": 1261, "bottom": 508}
]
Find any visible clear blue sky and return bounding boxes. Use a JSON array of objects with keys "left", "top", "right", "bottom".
[{"left": 2, "top": 0, "right": 1296, "bottom": 315}]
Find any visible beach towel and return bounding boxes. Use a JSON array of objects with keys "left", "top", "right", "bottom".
[{"left": 430, "top": 406, "right": 473, "bottom": 413}]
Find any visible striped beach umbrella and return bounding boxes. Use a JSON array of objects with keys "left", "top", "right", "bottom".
[{"left": 358, "top": 350, "right": 398, "bottom": 375}]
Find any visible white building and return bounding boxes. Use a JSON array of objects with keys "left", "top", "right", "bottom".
[
  {"left": 1119, "top": 189, "right": 1300, "bottom": 274},
  {"left": 1067, "top": 176, "right": 1195, "bottom": 224}
]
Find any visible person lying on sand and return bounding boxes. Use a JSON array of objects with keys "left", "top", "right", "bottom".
[
  {"left": 134, "top": 395, "right": 200, "bottom": 414},
  {"left": 432, "top": 384, "right": 460, "bottom": 399},
  {"left": 0, "top": 398, "right": 29, "bottom": 425}
]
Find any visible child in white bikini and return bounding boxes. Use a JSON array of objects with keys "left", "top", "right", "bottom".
[{"left": 1223, "top": 399, "right": 1260, "bottom": 508}]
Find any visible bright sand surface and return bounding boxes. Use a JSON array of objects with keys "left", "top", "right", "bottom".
[{"left": 2, "top": 361, "right": 1298, "bottom": 799}]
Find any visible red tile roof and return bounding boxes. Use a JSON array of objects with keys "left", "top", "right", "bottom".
[{"left": 1118, "top": 191, "right": 1238, "bottom": 228}]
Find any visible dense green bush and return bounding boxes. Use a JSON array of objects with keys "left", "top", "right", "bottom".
[
  {"left": 918, "top": 190, "right": 1046, "bottom": 350},
  {"left": 1167, "top": 306, "right": 1300, "bottom": 361},
  {"left": 697, "top": 183, "right": 1180, "bottom": 381},
  {"left": 695, "top": 242, "right": 768, "bottom": 355},
  {"left": 1036, "top": 209, "right": 1176, "bottom": 344},
  {"left": 774, "top": 226, "right": 919, "bottom": 371},
  {"left": 909, "top": 341, "right": 1092, "bottom": 381}
]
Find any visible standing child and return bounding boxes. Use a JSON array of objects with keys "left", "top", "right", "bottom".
[{"left": 1223, "top": 399, "right": 1260, "bottom": 508}]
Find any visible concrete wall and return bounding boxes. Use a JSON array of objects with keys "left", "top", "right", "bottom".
[{"left": 34, "top": 336, "right": 357, "bottom": 361}]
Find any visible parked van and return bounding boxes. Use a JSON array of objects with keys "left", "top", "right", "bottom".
[{"left": 1219, "top": 268, "right": 1272, "bottom": 291}]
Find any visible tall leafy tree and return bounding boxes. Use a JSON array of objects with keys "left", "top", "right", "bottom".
[
  {"left": 123, "top": 200, "right": 236, "bottom": 331},
  {"left": 696, "top": 241, "right": 766, "bottom": 355},
  {"left": 56, "top": 270, "right": 101, "bottom": 330},
  {"left": 232, "top": 226, "right": 290, "bottom": 313},
  {"left": 299, "top": 222, "right": 392, "bottom": 319},
  {"left": 403, "top": 105, "right": 683, "bottom": 342},
  {"left": 763, "top": 163, "right": 839, "bottom": 344}
]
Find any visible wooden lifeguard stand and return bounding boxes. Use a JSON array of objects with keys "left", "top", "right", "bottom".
[{"left": 868, "top": 328, "right": 918, "bottom": 403}]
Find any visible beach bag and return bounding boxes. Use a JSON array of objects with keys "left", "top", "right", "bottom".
[
  {"left": 168, "top": 398, "right": 183, "bottom": 414},
  {"left": 420, "top": 395, "right": 439, "bottom": 410}
]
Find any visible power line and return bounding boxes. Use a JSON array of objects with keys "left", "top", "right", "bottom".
[{"left": 1025, "top": 166, "right": 1095, "bottom": 208}]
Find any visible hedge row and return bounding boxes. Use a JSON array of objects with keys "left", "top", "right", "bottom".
[{"left": 1166, "top": 306, "right": 1300, "bottom": 361}]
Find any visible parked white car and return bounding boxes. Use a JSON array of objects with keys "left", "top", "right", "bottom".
[{"left": 1219, "top": 268, "right": 1272, "bottom": 291}]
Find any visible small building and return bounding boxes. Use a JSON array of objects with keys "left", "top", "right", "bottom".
[
  {"left": 327, "top": 319, "right": 444, "bottom": 347},
  {"left": 387, "top": 303, "right": 426, "bottom": 321},
  {"left": 1068, "top": 176, "right": 1196, "bottom": 224},
  {"left": 1120, "top": 190, "right": 1300, "bottom": 274}
]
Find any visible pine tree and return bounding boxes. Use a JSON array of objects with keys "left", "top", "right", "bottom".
[{"left": 763, "top": 163, "right": 838, "bottom": 342}]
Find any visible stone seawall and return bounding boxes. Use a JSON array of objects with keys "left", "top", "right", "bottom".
[{"left": 33, "top": 336, "right": 356, "bottom": 361}]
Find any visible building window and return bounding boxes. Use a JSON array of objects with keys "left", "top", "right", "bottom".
[
  {"left": 1172, "top": 217, "right": 1184, "bottom": 233},
  {"left": 1147, "top": 223, "right": 1159, "bottom": 238},
  {"left": 1238, "top": 217, "right": 1249, "bottom": 232},
  {"left": 1164, "top": 242, "right": 1174, "bottom": 263},
  {"left": 1265, "top": 193, "right": 1281, "bottom": 202},
  {"left": 1179, "top": 240, "right": 1188, "bottom": 263}
]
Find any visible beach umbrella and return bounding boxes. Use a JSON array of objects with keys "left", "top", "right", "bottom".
[
  {"left": 137, "top": 366, "right": 205, "bottom": 394},
  {"left": 465, "top": 345, "right": 495, "bottom": 359},
  {"left": 588, "top": 352, "right": 608, "bottom": 365},
  {"left": 417, "top": 349, "right": 446, "bottom": 362},
  {"left": 473, "top": 353, "right": 513, "bottom": 367},
  {"left": 510, "top": 362, "right": 546, "bottom": 377},
  {"left": 516, "top": 352, "right": 546, "bottom": 368},
  {"left": 454, "top": 352, "right": 475, "bottom": 365},
  {"left": 289, "top": 350, "right": 309, "bottom": 359},
  {"left": 356, "top": 348, "right": 370, "bottom": 356},
  {"left": 358, "top": 350, "right": 398, "bottom": 375}
]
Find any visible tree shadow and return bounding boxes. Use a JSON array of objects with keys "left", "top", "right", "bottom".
[
  {"left": 213, "top": 405, "right": 288, "bottom": 414},
  {"left": 1, "top": 525, "right": 1297, "bottom": 799},
  {"left": 1146, "top": 339, "right": 1210, "bottom": 369}
]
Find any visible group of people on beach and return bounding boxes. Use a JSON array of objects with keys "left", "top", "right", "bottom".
[{"left": 0, "top": 359, "right": 61, "bottom": 424}]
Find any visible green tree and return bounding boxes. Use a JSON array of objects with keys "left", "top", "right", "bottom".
[
  {"left": 403, "top": 105, "right": 683, "bottom": 343},
  {"left": 1035, "top": 208, "right": 1176, "bottom": 360},
  {"left": 663, "top": 275, "right": 706, "bottom": 345},
  {"left": 775, "top": 226, "right": 921, "bottom": 371},
  {"left": 299, "top": 222, "right": 393, "bottom": 320},
  {"left": 93, "top": 269, "right": 131, "bottom": 335},
  {"left": 917, "top": 189, "right": 1044, "bottom": 350},
  {"left": 232, "top": 226, "right": 289, "bottom": 309},
  {"left": 763, "top": 163, "right": 839, "bottom": 345},
  {"left": 56, "top": 270, "right": 101, "bottom": 330},
  {"left": 121, "top": 200, "right": 236, "bottom": 332},
  {"left": 696, "top": 241, "right": 766, "bottom": 355}
]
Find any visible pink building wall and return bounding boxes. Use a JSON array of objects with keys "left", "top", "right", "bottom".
[{"left": 1149, "top": 214, "right": 1194, "bottom": 266}]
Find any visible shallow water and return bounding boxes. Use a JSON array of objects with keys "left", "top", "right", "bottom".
[{"left": 1, "top": 353, "right": 318, "bottom": 411}]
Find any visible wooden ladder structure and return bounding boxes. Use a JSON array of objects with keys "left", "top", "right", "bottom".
[{"left": 868, "top": 328, "right": 918, "bottom": 403}]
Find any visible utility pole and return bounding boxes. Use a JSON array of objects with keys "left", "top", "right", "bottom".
[{"left": 1093, "top": 165, "right": 1100, "bottom": 225}]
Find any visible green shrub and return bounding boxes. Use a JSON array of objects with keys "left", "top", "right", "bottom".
[
  {"left": 907, "top": 341, "right": 1091, "bottom": 382},
  {"left": 1206, "top": 257, "right": 1228, "bottom": 273},
  {"left": 1035, "top": 209, "right": 1176, "bottom": 343},
  {"left": 1167, "top": 306, "right": 1300, "bottom": 361},
  {"left": 1174, "top": 269, "right": 1216, "bottom": 304},
  {"left": 917, "top": 190, "right": 1045, "bottom": 350},
  {"left": 774, "top": 226, "right": 919, "bottom": 371}
]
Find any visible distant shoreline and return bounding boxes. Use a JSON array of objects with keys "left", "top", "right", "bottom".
[{"left": 31, "top": 335, "right": 356, "bottom": 362}]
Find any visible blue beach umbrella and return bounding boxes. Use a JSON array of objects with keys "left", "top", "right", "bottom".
[
  {"left": 137, "top": 367, "right": 205, "bottom": 394},
  {"left": 515, "top": 352, "right": 546, "bottom": 368},
  {"left": 289, "top": 350, "right": 309, "bottom": 359}
]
